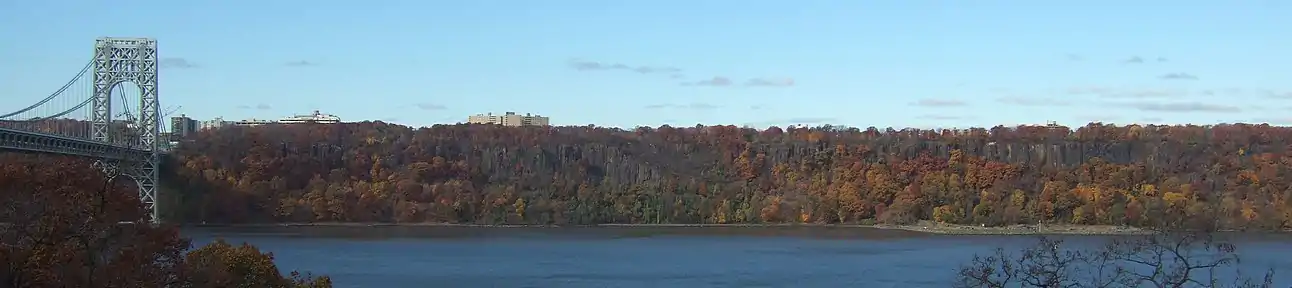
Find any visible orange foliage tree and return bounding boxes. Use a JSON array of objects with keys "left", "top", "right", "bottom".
[
  {"left": 0, "top": 153, "right": 331, "bottom": 288},
  {"left": 162, "top": 121, "right": 1292, "bottom": 230}
]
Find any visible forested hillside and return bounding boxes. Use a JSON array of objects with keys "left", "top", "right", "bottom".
[{"left": 166, "top": 122, "right": 1292, "bottom": 230}]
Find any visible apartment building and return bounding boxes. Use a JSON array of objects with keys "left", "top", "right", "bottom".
[
  {"left": 200, "top": 117, "right": 230, "bottom": 130},
  {"left": 467, "top": 112, "right": 550, "bottom": 127},
  {"left": 170, "top": 114, "right": 199, "bottom": 141}
]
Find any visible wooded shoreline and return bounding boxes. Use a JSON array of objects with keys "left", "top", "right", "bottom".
[{"left": 184, "top": 222, "right": 1157, "bottom": 236}]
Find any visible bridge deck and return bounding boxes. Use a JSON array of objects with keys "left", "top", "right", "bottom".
[{"left": 0, "top": 127, "right": 151, "bottom": 160}]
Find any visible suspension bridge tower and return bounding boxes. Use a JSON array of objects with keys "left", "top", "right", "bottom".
[{"left": 92, "top": 37, "right": 162, "bottom": 224}]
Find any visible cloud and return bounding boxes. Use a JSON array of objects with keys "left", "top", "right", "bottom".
[
  {"left": 1065, "top": 86, "right": 1185, "bottom": 98},
  {"left": 1109, "top": 89, "right": 1182, "bottom": 99},
  {"left": 1126, "top": 102, "right": 1239, "bottom": 113},
  {"left": 633, "top": 66, "right": 682, "bottom": 74},
  {"left": 567, "top": 59, "right": 680, "bottom": 74},
  {"left": 285, "top": 60, "right": 318, "bottom": 67},
  {"left": 1251, "top": 117, "right": 1292, "bottom": 124},
  {"left": 237, "top": 104, "right": 273, "bottom": 110},
  {"left": 1065, "top": 54, "right": 1084, "bottom": 61},
  {"left": 1066, "top": 86, "right": 1114, "bottom": 95},
  {"left": 1159, "top": 73, "right": 1199, "bottom": 80},
  {"left": 159, "top": 57, "right": 198, "bottom": 69},
  {"left": 749, "top": 105, "right": 764, "bottom": 110},
  {"left": 1123, "top": 56, "right": 1168, "bottom": 64},
  {"left": 1077, "top": 115, "right": 1122, "bottom": 122},
  {"left": 917, "top": 115, "right": 973, "bottom": 120},
  {"left": 783, "top": 117, "right": 837, "bottom": 124},
  {"left": 682, "top": 77, "right": 733, "bottom": 87},
  {"left": 744, "top": 77, "right": 795, "bottom": 87},
  {"left": 997, "top": 96, "right": 1070, "bottom": 107},
  {"left": 911, "top": 98, "right": 967, "bottom": 107},
  {"left": 1262, "top": 90, "right": 1292, "bottom": 99},
  {"left": 415, "top": 103, "right": 447, "bottom": 110},
  {"left": 645, "top": 103, "right": 718, "bottom": 110}
]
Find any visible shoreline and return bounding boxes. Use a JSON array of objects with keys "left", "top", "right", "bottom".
[{"left": 183, "top": 221, "right": 1157, "bottom": 236}]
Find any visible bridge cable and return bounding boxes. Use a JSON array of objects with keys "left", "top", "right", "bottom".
[
  {"left": 0, "top": 59, "right": 94, "bottom": 119},
  {"left": 29, "top": 97, "right": 93, "bottom": 120}
]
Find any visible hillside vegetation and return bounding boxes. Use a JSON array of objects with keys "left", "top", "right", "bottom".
[
  {"left": 166, "top": 122, "right": 1292, "bottom": 230},
  {"left": 0, "top": 154, "right": 331, "bottom": 287}
]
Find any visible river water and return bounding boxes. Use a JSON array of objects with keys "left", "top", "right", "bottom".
[{"left": 184, "top": 226, "right": 1292, "bottom": 288}]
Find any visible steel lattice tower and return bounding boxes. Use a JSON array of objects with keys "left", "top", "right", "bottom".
[{"left": 91, "top": 37, "right": 162, "bottom": 224}]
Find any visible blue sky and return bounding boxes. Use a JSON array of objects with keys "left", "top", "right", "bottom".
[{"left": 2, "top": 1, "right": 1290, "bottom": 129}]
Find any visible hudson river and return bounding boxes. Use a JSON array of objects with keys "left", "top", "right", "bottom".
[{"left": 185, "top": 226, "right": 1292, "bottom": 288}]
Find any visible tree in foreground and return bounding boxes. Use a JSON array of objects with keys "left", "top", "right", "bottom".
[
  {"left": 0, "top": 154, "right": 330, "bottom": 287},
  {"left": 954, "top": 217, "right": 1277, "bottom": 288}
]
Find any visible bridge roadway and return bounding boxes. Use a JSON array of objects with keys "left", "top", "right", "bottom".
[{"left": 0, "top": 127, "right": 152, "bottom": 160}]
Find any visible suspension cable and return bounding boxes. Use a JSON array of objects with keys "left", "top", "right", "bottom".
[
  {"left": 29, "top": 96, "right": 94, "bottom": 120},
  {"left": 0, "top": 59, "right": 94, "bottom": 119}
]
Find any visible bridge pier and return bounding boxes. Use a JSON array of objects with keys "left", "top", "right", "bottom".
[{"left": 93, "top": 159, "right": 160, "bottom": 224}]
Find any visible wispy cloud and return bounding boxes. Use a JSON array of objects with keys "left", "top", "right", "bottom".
[
  {"left": 1065, "top": 86, "right": 1186, "bottom": 98},
  {"left": 1126, "top": 102, "right": 1239, "bottom": 113},
  {"left": 160, "top": 57, "right": 198, "bottom": 69},
  {"left": 1077, "top": 115, "right": 1122, "bottom": 122},
  {"left": 567, "top": 59, "right": 681, "bottom": 74},
  {"left": 237, "top": 104, "right": 273, "bottom": 110},
  {"left": 284, "top": 60, "right": 318, "bottom": 67},
  {"left": 1122, "top": 56, "right": 1167, "bottom": 64},
  {"left": 1262, "top": 90, "right": 1292, "bottom": 99},
  {"left": 1159, "top": 73, "right": 1199, "bottom": 80},
  {"left": 744, "top": 77, "right": 795, "bottom": 87},
  {"left": 1107, "top": 89, "right": 1183, "bottom": 99},
  {"left": 997, "top": 96, "right": 1070, "bottom": 107},
  {"left": 783, "top": 117, "right": 837, "bottom": 124},
  {"left": 415, "top": 103, "right": 447, "bottom": 110},
  {"left": 1252, "top": 117, "right": 1292, "bottom": 124},
  {"left": 1065, "top": 54, "right": 1084, "bottom": 61},
  {"left": 911, "top": 98, "right": 967, "bottom": 107},
  {"left": 682, "top": 77, "right": 733, "bottom": 87},
  {"left": 917, "top": 115, "right": 973, "bottom": 120},
  {"left": 645, "top": 103, "right": 719, "bottom": 110}
]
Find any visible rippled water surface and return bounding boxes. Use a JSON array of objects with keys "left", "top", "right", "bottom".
[{"left": 184, "top": 227, "right": 1292, "bottom": 288}]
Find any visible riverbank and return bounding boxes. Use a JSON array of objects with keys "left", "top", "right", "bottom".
[{"left": 185, "top": 221, "right": 1151, "bottom": 236}]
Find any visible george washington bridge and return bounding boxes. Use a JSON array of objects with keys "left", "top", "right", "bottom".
[{"left": 0, "top": 37, "right": 166, "bottom": 224}]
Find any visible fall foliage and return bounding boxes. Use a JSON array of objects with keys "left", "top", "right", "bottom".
[
  {"left": 163, "top": 121, "right": 1292, "bottom": 230},
  {"left": 0, "top": 154, "right": 331, "bottom": 288}
]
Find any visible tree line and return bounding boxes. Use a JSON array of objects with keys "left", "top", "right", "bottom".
[{"left": 164, "top": 121, "right": 1292, "bottom": 230}]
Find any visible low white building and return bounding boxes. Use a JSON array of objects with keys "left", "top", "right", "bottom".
[{"left": 279, "top": 110, "right": 341, "bottom": 124}]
